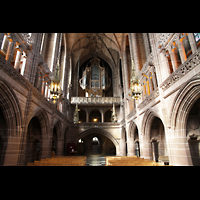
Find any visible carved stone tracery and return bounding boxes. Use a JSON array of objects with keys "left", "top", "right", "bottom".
[{"left": 160, "top": 49, "right": 200, "bottom": 92}]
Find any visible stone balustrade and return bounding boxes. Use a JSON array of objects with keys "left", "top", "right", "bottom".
[{"left": 71, "top": 97, "right": 121, "bottom": 106}]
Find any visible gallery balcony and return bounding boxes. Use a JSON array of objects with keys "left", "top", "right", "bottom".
[{"left": 71, "top": 97, "right": 121, "bottom": 106}]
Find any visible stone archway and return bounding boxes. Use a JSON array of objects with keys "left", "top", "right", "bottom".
[
  {"left": 128, "top": 121, "right": 140, "bottom": 157},
  {"left": 170, "top": 75, "right": 200, "bottom": 165},
  {"left": 149, "top": 117, "right": 167, "bottom": 162},
  {"left": 74, "top": 128, "right": 119, "bottom": 156},
  {"left": 141, "top": 109, "right": 165, "bottom": 160},
  {"left": 0, "top": 80, "right": 22, "bottom": 165},
  {"left": 25, "top": 116, "right": 42, "bottom": 164},
  {"left": 24, "top": 108, "right": 50, "bottom": 164}
]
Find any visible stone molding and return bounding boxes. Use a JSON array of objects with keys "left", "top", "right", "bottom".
[
  {"left": 71, "top": 96, "right": 121, "bottom": 106},
  {"left": 157, "top": 33, "right": 174, "bottom": 50}
]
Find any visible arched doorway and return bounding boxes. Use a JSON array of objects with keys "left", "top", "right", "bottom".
[
  {"left": 25, "top": 117, "right": 42, "bottom": 164},
  {"left": 134, "top": 127, "right": 140, "bottom": 157},
  {"left": 150, "top": 117, "right": 167, "bottom": 162},
  {"left": 120, "top": 126, "right": 127, "bottom": 156},
  {"left": 104, "top": 109, "right": 112, "bottom": 122},
  {"left": 74, "top": 128, "right": 118, "bottom": 156},
  {"left": 186, "top": 98, "right": 200, "bottom": 166},
  {"left": 79, "top": 109, "right": 86, "bottom": 123}
]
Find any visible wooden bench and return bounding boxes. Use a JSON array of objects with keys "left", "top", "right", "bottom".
[
  {"left": 27, "top": 156, "right": 87, "bottom": 166},
  {"left": 105, "top": 156, "right": 166, "bottom": 166}
]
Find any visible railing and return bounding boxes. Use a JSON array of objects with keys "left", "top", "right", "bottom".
[{"left": 71, "top": 97, "right": 121, "bottom": 105}]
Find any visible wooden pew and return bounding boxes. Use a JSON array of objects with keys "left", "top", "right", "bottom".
[
  {"left": 105, "top": 156, "right": 165, "bottom": 166},
  {"left": 27, "top": 156, "right": 87, "bottom": 166}
]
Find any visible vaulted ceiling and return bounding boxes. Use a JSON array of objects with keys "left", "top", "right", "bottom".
[{"left": 64, "top": 33, "right": 127, "bottom": 67}]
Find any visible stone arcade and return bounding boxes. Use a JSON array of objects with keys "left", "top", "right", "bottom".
[{"left": 0, "top": 33, "right": 200, "bottom": 166}]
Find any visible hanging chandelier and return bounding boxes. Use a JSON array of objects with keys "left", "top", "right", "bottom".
[
  {"left": 128, "top": 59, "right": 142, "bottom": 100},
  {"left": 50, "top": 58, "right": 61, "bottom": 104},
  {"left": 50, "top": 33, "right": 63, "bottom": 104}
]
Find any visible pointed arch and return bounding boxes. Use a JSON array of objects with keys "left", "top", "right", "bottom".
[
  {"left": 141, "top": 109, "right": 162, "bottom": 138},
  {"left": 170, "top": 75, "right": 200, "bottom": 133},
  {"left": 53, "top": 119, "right": 62, "bottom": 140},
  {"left": 128, "top": 121, "right": 138, "bottom": 139},
  {"left": 73, "top": 128, "right": 119, "bottom": 147},
  {"left": 0, "top": 79, "right": 22, "bottom": 137},
  {"left": 26, "top": 108, "right": 50, "bottom": 138}
]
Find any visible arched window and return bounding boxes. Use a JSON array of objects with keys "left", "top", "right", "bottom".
[
  {"left": 89, "top": 109, "right": 101, "bottom": 122},
  {"left": 79, "top": 109, "right": 86, "bottom": 123},
  {"left": 104, "top": 110, "right": 112, "bottom": 122},
  {"left": 194, "top": 33, "right": 200, "bottom": 49}
]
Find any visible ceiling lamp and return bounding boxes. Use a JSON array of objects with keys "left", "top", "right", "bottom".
[
  {"left": 50, "top": 33, "right": 63, "bottom": 105},
  {"left": 50, "top": 58, "right": 62, "bottom": 104},
  {"left": 128, "top": 59, "right": 142, "bottom": 100}
]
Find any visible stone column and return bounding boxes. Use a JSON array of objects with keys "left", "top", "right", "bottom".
[
  {"left": 160, "top": 49, "right": 171, "bottom": 79},
  {"left": 130, "top": 33, "right": 140, "bottom": 73},
  {"left": 119, "top": 126, "right": 126, "bottom": 156},
  {"left": 140, "top": 136, "right": 152, "bottom": 160},
  {"left": 3, "top": 135, "right": 22, "bottom": 166},
  {"left": 57, "top": 139, "right": 64, "bottom": 156},
  {"left": 41, "top": 136, "right": 52, "bottom": 159},
  {"left": 86, "top": 111, "right": 89, "bottom": 123},
  {"left": 127, "top": 137, "right": 135, "bottom": 156},
  {"left": 120, "top": 139, "right": 126, "bottom": 156},
  {"left": 101, "top": 111, "right": 104, "bottom": 123}
]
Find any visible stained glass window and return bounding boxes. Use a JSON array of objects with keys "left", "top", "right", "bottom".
[{"left": 194, "top": 33, "right": 200, "bottom": 43}]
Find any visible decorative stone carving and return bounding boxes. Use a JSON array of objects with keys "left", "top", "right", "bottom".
[
  {"left": 71, "top": 97, "right": 121, "bottom": 106},
  {"left": 158, "top": 33, "right": 174, "bottom": 49},
  {"left": 160, "top": 49, "right": 200, "bottom": 92},
  {"left": 21, "top": 33, "right": 34, "bottom": 45}
]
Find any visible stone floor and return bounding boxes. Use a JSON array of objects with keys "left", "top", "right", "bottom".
[{"left": 86, "top": 154, "right": 106, "bottom": 166}]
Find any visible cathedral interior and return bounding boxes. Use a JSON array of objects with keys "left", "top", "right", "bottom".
[{"left": 0, "top": 33, "right": 200, "bottom": 166}]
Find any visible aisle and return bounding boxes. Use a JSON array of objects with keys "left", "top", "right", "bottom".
[{"left": 86, "top": 155, "right": 106, "bottom": 166}]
